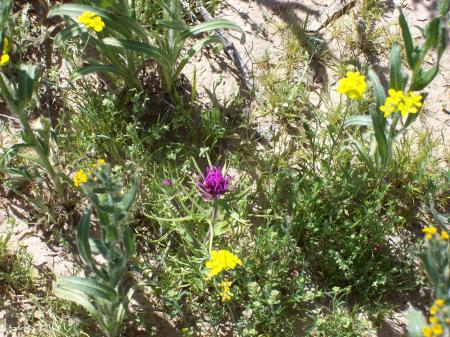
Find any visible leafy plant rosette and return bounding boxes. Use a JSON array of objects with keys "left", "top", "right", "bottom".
[
  {"left": 54, "top": 160, "right": 138, "bottom": 337},
  {"left": 48, "top": 0, "right": 245, "bottom": 105},
  {"left": 0, "top": 24, "right": 65, "bottom": 197},
  {"left": 342, "top": 7, "right": 447, "bottom": 177}
]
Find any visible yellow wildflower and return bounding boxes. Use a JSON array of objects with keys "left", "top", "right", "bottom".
[
  {"left": 431, "top": 324, "right": 443, "bottom": 335},
  {"left": 78, "top": 11, "right": 105, "bottom": 32},
  {"left": 73, "top": 169, "right": 88, "bottom": 187},
  {"left": 380, "top": 89, "right": 422, "bottom": 117},
  {"left": 429, "top": 316, "right": 438, "bottom": 324},
  {"left": 218, "top": 279, "right": 232, "bottom": 302},
  {"left": 205, "top": 250, "right": 242, "bottom": 279},
  {"left": 423, "top": 227, "right": 438, "bottom": 235},
  {"left": 92, "top": 159, "right": 106, "bottom": 169},
  {"left": 422, "top": 326, "right": 432, "bottom": 337},
  {"left": 435, "top": 299, "right": 445, "bottom": 307},
  {"left": 337, "top": 71, "right": 367, "bottom": 100},
  {"left": 430, "top": 305, "right": 438, "bottom": 315},
  {"left": 441, "top": 231, "right": 449, "bottom": 240},
  {"left": 445, "top": 317, "right": 450, "bottom": 324},
  {"left": 0, "top": 37, "right": 9, "bottom": 66}
]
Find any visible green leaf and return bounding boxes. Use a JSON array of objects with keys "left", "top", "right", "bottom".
[
  {"left": 343, "top": 115, "right": 373, "bottom": 128},
  {"left": 57, "top": 276, "right": 117, "bottom": 301},
  {"left": 89, "top": 239, "right": 109, "bottom": 257},
  {"left": 17, "top": 64, "right": 38, "bottom": 109},
  {"left": 54, "top": 285, "right": 98, "bottom": 317},
  {"left": 77, "top": 206, "right": 94, "bottom": 267},
  {"left": 349, "top": 140, "right": 375, "bottom": 175},
  {"left": 48, "top": 4, "right": 147, "bottom": 41},
  {"left": 437, "top": 25, "right": 448, "bottom": 59},
  {"left": 399, "top": 10, "right": 417, "bottom": 68},
  {"left": 73, "top": 64, "right": 124, "bottom": 79},
  {"left": 407, "top": 307, "right": 427, "bottom": 337},
  {"left": 389, "top": 42, "right": 403, "bottom": 90},
  {"left": 411, "top": 65, "right": 439, "bottom": 91},
  {"left": 182, "top": 19, "right": 245, "bottom": 44},
  {"left": 0, "top": 0, "right": 12, "bottom": 28},
  {"left": 423, "top": 17, "right": 440, "bottom": 52},
  {"left": 118, "top": 176, "right": 138, "bottom": 212},
  {"left": 55, "top": 23, "right": 88, "bottom": 46},
  {"left": 123, "top": 225, "right": 136, "bottom": 260},
  {"left": 102, "top": 37, "right": 170, "bottom": 67},
  {"left": 438, "top": 0, "right": 450, "bottom": 16},
  {"left": 418, "top": 252, "right": 441, "bottom": 288},
  {"left": 370, "top": 108, "right": 389, "bottom": 167},
  {"left": 0, "top": 73, "right": 18, "bottom": 113},
  {"left": 368, "top": 69, "right": 386, "bottom": 115},
  {"left": 174, "top": 35, "right": 222, "bottom": 81},
  {"left": 116, "top": 284, "right": 138, "bottom": 326},
  {"left": 77, "top": 206, "right": 110, "bottom": 281}
]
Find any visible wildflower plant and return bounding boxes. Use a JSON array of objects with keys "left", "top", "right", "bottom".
[
  {"left": 408, "top": 200, "right": 450, "bottom": 337},
  {"left": 0, "top": 3, "right": 65, "bottom": 197},
  {"left": 48, "top": 0, "right": 245, "bottom": 105},
  {"left": 54, "top": 162, "right": 138, "bottom": 337},
  {"left": 344, "top": 4, "right": 448, "bottom": 176}
]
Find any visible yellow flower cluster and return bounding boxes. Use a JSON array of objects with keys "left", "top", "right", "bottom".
[
  {"left": 74, "top": 169, "right": 88, "bottom": 188},
  {"left": 422, "top": 226, "right": 449, "bottom": 241},
  {"left": 205, "top": 249, "right": 242, "bottom": 279},
  {"left": 78, "top": 11, "right": 105, "bottom": 32},
  {"left": 337, "top": 71, "right": 367, "bottom": 100},
  {"left": 73, "top": 159, "right": 106, "bottom": 188},
  {"left": 422, "top": 298, "right": 448, "bottom": 337},
  {"left": 0, "top": 37, "right": 10, "bottom": 67},
  {"left": 380, "top": 89, "right": 422, "bottom": 117},
  {"left": 218, "top": 279, "right": 232, "bottom": 302}
]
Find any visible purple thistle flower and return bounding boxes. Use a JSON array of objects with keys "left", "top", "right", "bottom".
[
  {"left": 197, "top": 166, "right": 231, "bottom": 200},
  {"left": 162, "top": 179, "right": 172, "bottom": 186}
]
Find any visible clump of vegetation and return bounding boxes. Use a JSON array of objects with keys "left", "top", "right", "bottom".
[{"left": 0, "top": 0, "right": 449, "bottom": 336}]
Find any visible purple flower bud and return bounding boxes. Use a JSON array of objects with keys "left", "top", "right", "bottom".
[
  {"left": 197, "top": 166, "right": 231, "bottom": 200},
  {"left": 162, "top": 179, "right": 172, "bottom": 186}
]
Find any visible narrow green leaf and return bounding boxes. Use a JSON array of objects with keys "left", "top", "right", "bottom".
[
  {"left": 423, "top": 17, "right": 440, "bottom": 52},
  {"left": 418, "top": 252, "right": 441, "bottom": 288},
  {"left": 54, "top": 285, "right": 98, "bottom": 317},
  {"left": 0, "top": 0, "right": 12, "bottom": 27},
  {"left": 48, "top": 4, "right": 147, "bottom": 41},
  {"left": 118, "top": 176, "right": 138, "bottom": 211},
  {"left": 17, "top": 64, "right": 38, "bottom": 109},
  {"left": 368, "top": 69, "right": 386, "bottom": 113},
  {"left": 183, "top": 19, "right": 245, "bottom": 44},
  {"left": 389, "top": 42, "right": 403, "bottom": 90},
  {"left": 349, "top": 140, "right": 375, "bottom": 174},
  {"left": 174, "top": 35, "right": 222, "bottom": 81},
  {"left": 89, "top": 239, "right": 109, "bottom": 257},
  {"left": 116, "top": 284, "right": 138, "bottom": 325},
  {"left": 437, "top": 25, "right": 448, "bottom": 59},
  {"left": 57, "top": 276, "right": 117, "bottom": 301},
  {"left": 411, "top": 65, "right": 439, "bottom": 91},
  {"left": 76, "top": 206, "right": 96, "bottom": 268},
  {"left": 399, "top": 10, "right": 417, "bottom": 68},
  {"left": 370, "top": 108, "right": 388, "bottom": 167},
  {"left": 343, "top": 115, "right": 373, "bottom": 128},
  {"left": 438, "top": 0, "right": 450, "bottom": 16},
  {"left": 123, "top": 225, "right": 136, "bottom": 260},
  {"left": 0, "top": 73, "right": 18, "bottom": 112},
  {"left": 102, "top": 37, "right": 170, "bottom": 66},
  {"left": 55, "top": 23, "right": 88, "bottom": 46},
  {"left": 73, "top": 64, "right": 124, "bottom": 79}
]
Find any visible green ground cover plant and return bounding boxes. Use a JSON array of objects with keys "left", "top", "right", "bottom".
[{"left": 0, "top": 0, "right": 449, "bottom": 336}]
